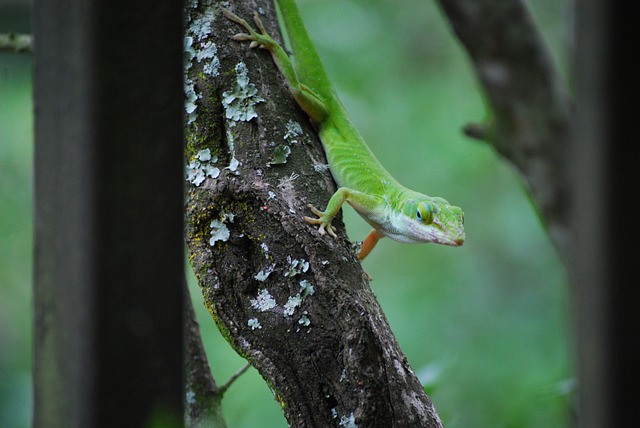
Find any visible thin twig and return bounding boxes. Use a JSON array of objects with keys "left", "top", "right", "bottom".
[{"left": 217, "top": 362, "right": 252, "bottom": 395}]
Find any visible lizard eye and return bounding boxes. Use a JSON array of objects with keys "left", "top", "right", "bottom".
[{"left": 416, "top": 203, "right": 434, "bottom": 224}]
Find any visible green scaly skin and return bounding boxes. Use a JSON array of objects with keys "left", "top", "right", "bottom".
[{"left": 224, "top": 1, "right": 465, "bottom": 259}]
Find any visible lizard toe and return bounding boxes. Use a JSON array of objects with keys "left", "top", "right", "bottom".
[
  {"left": 253, "top": 12, "right": 268, "bottom": 35},
  {"left": 303, "top": 215, "right": 322, "bottom": 225},
  {"left": 307, "top": 204, "right": 324, "bottom": 217}
]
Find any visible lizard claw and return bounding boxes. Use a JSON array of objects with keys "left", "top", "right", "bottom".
[{"left": 304, "top": 204, "right": 337, "bottom": 238}]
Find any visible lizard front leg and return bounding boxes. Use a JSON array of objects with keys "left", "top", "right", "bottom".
[
  {"left": 303, "top": 187, "right": 353, "bottom": 238},
  {"left": 304, "top": 187, "right": 384, "bottom": 241}
]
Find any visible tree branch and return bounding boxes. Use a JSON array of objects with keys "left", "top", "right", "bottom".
[
  {"left": 184, "top": 281, "right": 227, "bottom": 428},
  {"left": 436, "top": 0, "right": 574, "bottom": 257},
  {"left": 184, "top": 0, "right": 444, "bottom": 426}
]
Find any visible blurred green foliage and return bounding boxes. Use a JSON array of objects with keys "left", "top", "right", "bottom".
[
  {"left": 0, "top": 0, "right": 572, "bottom": 427},
  {"left": 0, "top": 47, "right": 33, "bottom": 428}
]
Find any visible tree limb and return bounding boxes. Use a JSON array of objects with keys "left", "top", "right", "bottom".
[
  {"left": 436, "top": 0, "right": 574, "bottom": 257},
  {"left": 184, "top": 0, "right": 444, "bottom": 426},
  {"left": 184, "top": 280, "right": 227, "bottom": 428}
]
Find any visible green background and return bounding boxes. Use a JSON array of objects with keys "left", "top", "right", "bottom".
[{"left": 0, "top": 0, "right": 572, "bottom": 426}]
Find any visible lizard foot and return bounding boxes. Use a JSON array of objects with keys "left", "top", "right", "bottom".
[
  {"left": 223, "top": 9, "right": 276, "bottom": 50},
  {"left": 303, "top": 204, "right": 337, "bottom": 238}
]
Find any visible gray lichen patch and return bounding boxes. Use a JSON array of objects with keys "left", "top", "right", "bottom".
[
  {"left": 283, "top": 295, "right": 303, "bottom": 317},
  {"left": 186, "top": 148, "right": 221, "bottom": 186},
  {"left": 209, "top": 220, "right": 230, "bottom": 245},
  {"left": 283, "top": 256, "right": 309, "bottom": 278},
  {"left": 208, "top": 208, "right": 235, "bottom": 246},
  {"left": 224, "top": 129, "right": 240, "bottom": 173},
  {"left": 222, "top": 62, "right": 265, "bottom": 122},
  {"left": 338, "top": 413, "right": 357, "bottom": 428},
  {"left": 251, "top": 289, "right": 277, "bottom": 312},
  {"left": 298, "top": 279, "right": 315, "bottom": 298},
  {"left": 248, "top": 318, "right": 262, "bottom": 330},
  {"left": 184, "top": 1, "right": 221, "bottom": 124},
  {"left": 283, "top": 280, "right": 315, "bottom": 319},
  {"left": 188, "top": 4, "right": 216, "bottom": 42},
  {"left": 268, "top": 144, "right": 291, "bottom": 166},
  {"left": 297, "top": 311, "right": 311, "bottom": 327},
  {"left": 284, "top": 119, "right": 303, "bottom": 144},
  {"left": 254, "top": 264, "right": 275, "bottom": 282}
]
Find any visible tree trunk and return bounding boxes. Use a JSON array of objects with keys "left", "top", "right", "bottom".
[{"left": 184, "top": 0, "right": 444, "bottom": 426}]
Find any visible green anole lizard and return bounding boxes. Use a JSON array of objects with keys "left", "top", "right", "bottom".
[{"left": 224, "top": 0, "right": 465, "bottom": 260}]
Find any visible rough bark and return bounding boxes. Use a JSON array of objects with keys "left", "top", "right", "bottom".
[
  {"left": 436, "top": 0, "right": 574, "bottom": 258},
  {"left": 184, "top": 0, "right": 443, "bottom": 426}
]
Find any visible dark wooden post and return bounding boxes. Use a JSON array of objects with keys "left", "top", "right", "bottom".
[
  {"left": 33, "top": 0, "right": 185, "bottom": 426},
  {"left": 572, "top": 1, "right": 640, "bottom": 426}
]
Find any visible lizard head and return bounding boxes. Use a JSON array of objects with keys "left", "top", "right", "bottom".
[{"left": 392, "top": 195, "right": 465, "bottom": 246}]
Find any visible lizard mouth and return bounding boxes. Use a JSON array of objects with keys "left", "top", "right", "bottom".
[
  {"left": 438, "top": 236, "right": 464, "bottom": 246},
  {"left": 434, "top": 231, "right": 465, "bottom": 246}
]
